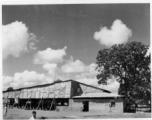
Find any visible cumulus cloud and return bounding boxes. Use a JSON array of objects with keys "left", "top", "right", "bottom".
[
  {"left": 3, "top": 76, "right": 13, "bottom": 86},
  {"left": 76, "top": 77, "right": 98, "bottom": 86},
  {"left": 2, "top": 21, "right": 29, "bottom": 59},
  {"left": 84, "top": 63, "right": 99, "bottom": 77},
  {"left": 29, "top": 42, "right": 37, "bottom": 50},
  {"left": 103, "top": 80, "right": 120, "bottom": 93},
  {"left": 61, "top": 57, "right": 98, "bottom": 74},
  {"left": 75, "top": 76, "right": 119, "bottom": 93},
  {"left": 60, "top": 58, "right": 119, "bottom": 93},
  {"left": 3, "top": 69, "right": 119, "bottom": 93},
  {"left": 2, "top": 21, "right": 38, "bottom": 59},
  {"left": 94, "top": 19, "right": 132, "bottom": 47},
  {"left": 3, "top": 70, "right": 54, "bottom": 90},
  {"left": 60, "top": 57, "right": 120, "bottom": 92},
  {"left": 61, "top": 57, "right": 87, "bottom": 73},
  {"left": 61, "top": 57, "right": 100, "bottom": 85},
  {"left": 33, "top": 46, "right": 67, "bottom": 64},
  {"left": 75, "top": 63, "right": 98, "bottom": 78},
  {"left": 28, "top": 33, "right": 39, "bottom": 50},
  {"left": 42, "top": 63, "right": 57, "bottom": 76},
  {"left": 29, "top": 33, "right": 39, "bottom": 42},
  {"left": 98, "top": 77, "right": 120, "bottom": 93},
  {"left": 3, "top": 55, "right": 119, "bottom": 93},
  {"left": 13, "top": 70, "right": 45, "bottom": 82}
]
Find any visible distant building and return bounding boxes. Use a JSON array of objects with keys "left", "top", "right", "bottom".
[{"left": 3, "top": 80, "right": 124, "bottom": 113}]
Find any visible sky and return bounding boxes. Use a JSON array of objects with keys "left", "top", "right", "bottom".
[{"left": 2, "top": 4, "right": 150, "bottom": 92}]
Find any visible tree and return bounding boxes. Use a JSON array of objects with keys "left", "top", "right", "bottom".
[
  {"left": 96, "top": 42, "right": 150, "bottom": 109},
  {"left": 7, "top": 87, "right": 13, "bottom": 91},
  {"left": 54, "top": 79, "right": 62, "bottom": 83}
]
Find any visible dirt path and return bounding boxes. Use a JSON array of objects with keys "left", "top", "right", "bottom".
[{"left": 3, "top": 108, "right": 151, "bottom": 119}]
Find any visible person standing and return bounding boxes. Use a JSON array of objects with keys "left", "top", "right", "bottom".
[
  {"left": 109, "top": 103, "right": 112, "bottom": 113},
  {"left": 4, "top": 104, "right": 8, "bottom": 117},
  {"left": 29, "top": 111, "right": 36, "bottom": 120}
]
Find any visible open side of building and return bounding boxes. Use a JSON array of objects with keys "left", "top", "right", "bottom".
[{"left": 3, "top": 80, "right": 124, "bottom": 113}]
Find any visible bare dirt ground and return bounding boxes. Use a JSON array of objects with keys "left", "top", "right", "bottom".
[{"left": 3, "top": 108, "right": 151, "bottom": 119}]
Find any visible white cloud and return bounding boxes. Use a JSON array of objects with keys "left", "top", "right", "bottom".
[
  {"left": 3, "top": 69, "right": 119, "bottom": 93},
  {"left": 42, "top": 63, "right": 57, "bottom": 77},
  {"left": 28, "top": 33, "right": 39, "bottom": 50},
  {"left": 2, "top": 21, "right": 38, "bottom": 59},
  {"left": 94, "top": 19, "right": 132, "bottom": 47},
  {"left": 61, "top": 57, "right": 98, "bottom": 74},
  {"left": 61, "top": 57, "right": 87, "bottom": 73},
  {"left": 29, "top": 33, "right": 39, "bottom": 42},
  {"left": 3, "top": 55, "right": 119, "bottom": 93},
  {"left": 2, "top": 21, "right": 29, "bottom": 59},
  {"left": 13, "top": 70, "right": 45, "bottom": 82},
  {"left": 98, "top": 77, "right": 120, "bottom": 93},
  {"left": 61, "top": 57, "right": 100, "bottom": 86},
  {"left": 61, "top": 57, "right": 119, "bottom": 92},
  {"left": 104, "top": 80, "right": 120, "bottom": 93},
  {"left": 3, "top": 70, "right": 54, "bottom": 90},
  {"left": 61, "top": 58, "right": 120, "bottom": 93},
  {"left": 76, "top": 77, "right": 98, "bottom": 86},
  {"left": 33, "top": 46, "right": 67, "bottom": 64},
  {"left": 3, "top": 76, "right": 13, "bottom": 86},
  {"left": 76, "top": 77, "right": 120, "bottom": 93},
  {"left": 75, "top": 63, "right": 98, "bottom": 78},
  {"left": 85, "top": 63, "right": 99, "bottom": 76},
  {"left": 29, "top": 42, "right": 37, "bottom": 50}
]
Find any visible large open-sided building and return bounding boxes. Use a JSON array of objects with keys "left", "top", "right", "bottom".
[{"left": 3, "top": 80, "right": 124, "bottom": 113}]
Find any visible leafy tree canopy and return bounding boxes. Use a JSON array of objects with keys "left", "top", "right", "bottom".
[
  {"left": 96, "top": 42, "right": 150, "bottom": 105},
  {"left": 54, "top": 79, "right": 62, "bottom": 83},
  {"left": 7, "top": 87, "right": 13, "bottom": 91}
]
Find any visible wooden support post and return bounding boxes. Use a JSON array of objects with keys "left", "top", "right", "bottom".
[
  {"left": 49, "top": 98, "right": 55, "bottom": 111},
  {"left": 30, "top": 101, "right": 31, "bottom": 110},
  {"left": 24, "top": 98, "right": 30, "bottom": 109},
  {"left": 42, "top": 97, "right": 43, "bottom": 110},
  {"left": 36, "top": 97, "right": 42, "bottom": 110}
]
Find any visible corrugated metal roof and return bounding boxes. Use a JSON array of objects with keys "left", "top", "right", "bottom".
[{"left": 72, "top": 93, "right": 123, "bottom": 98}]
